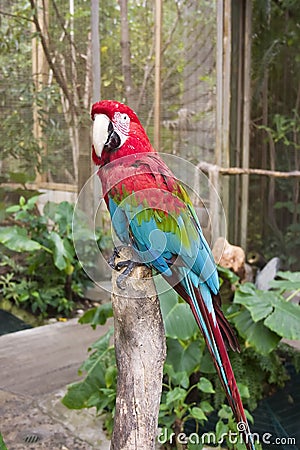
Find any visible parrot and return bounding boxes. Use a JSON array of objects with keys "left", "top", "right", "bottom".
[{"left": 91, "top": 99, "right": 256, "bottom": 450}]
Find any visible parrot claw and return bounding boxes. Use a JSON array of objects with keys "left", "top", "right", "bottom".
[
  {"left": 108, "top": 246, "right": 125, "bottom": 269},
  {"left": 116, "top": 260, "right": 142, "bottom": 289},
  {"left": 108, "top": 246, "right": 143, "bottom": 289}
]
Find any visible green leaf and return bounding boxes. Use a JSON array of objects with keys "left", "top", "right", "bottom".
[
  {"left": 6, "top": 204, "right": 21, "bottom": 213},
  {"left": 218, "top": 404, "right": 232, "bottom": 419},
  {"left": 9, "top": 171, "right": 35, "bottom": 184},
  {"left": 237, "top": 382, "right": 250, "bottom": 399},
  {"left": 199, "top": 400, "right": 214, "bottom": 414},
  {"left": 234, "top": 281, "right": 300, "bottom": 342},
  {"left": 27, "top": 195, "right": 40, "bottom": 209},
  {"left": 105, "top": 365, "right": 117, "bottom": 388},
  {"left": 215, "top": 419, "right": 228, "bottom": 440},
  {"left": 190, "top": 406, "right": 207, "bottom": 421},
  {"left": 159, "top": 290, "right": 198, "bottom": 339},
  {"left": 19, "top": 196, "right": 26, "bottom": 207},
  {"left": 187, "top": 442, "right": 203, "bottom": 450},
  {"left": 233, "top": 309, "right": 280, "bottom": 354},
  {"left": 164, "top": 365, "right": 190, "bottom": 388},
  {"left": 0, "top": 432, "right": 8, "bottom": 450},
  {"left": 62, "top": 328, "right": 114, "bottom": 409},
  {"left": 218, "top": 265, "right": 240, "bottom": 285},
  {"left": 234, "top": 284, "right": 274, "bottom": 322},
  {"left": 264, "top": 295, "right": 300, "bottom": 340},
  {"left": 166, "top": 338, "right": 202, "bottom": 376},
  {"left": 269, "top": 270, "right": 300, "bottom": 291},
  {"left": 48, "top": 231, "right": 70, "bottom": 270},
  {"left": 197, "top": 377, "right": 215, "bottom": 393},
  {"left": 79, "top": 303, "right": 113, "bottom": 328},
  {"left": 199, "top": 350, "right": 215, "bottom": 373},
  {"left": 0, "top": 226, "right": 42, "bottom": 252},
  {"left": 165, "top": 387, "right": 186, "bottom": 405},
  {"left": 55, "top": 201, "right": 74, "bottom": 234}
]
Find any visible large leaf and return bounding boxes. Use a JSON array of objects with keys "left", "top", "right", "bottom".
[
  {"left": 159, "top": 289, "right": 198, "bottom": 340},
  {"left": 233, "top": 309, "right": 280, "bottom": 355},
  {"left": 0, "top": 226, "right": 41, "bottom": 252},
  {"left": 62, "top": 328, "right": 114, "bottom": 410},
  {"left": 79, "top": 302, "right": 113, "bottom": 328},
  {"left": 234, "top": 282, "right": 300, "bottom": 341},
  {"left": 269, "top": 270, "right": 300, "bottom": 291},
  {"left": 48, "top": 231, "right": 73, "bottom": 271},
  {"left": 166, "top": 338, "right": 202, "bottom": 375},
  {"left": 234, "top": 283, "right": 274, "bottom": 322},
  {"left": 264, "top": 295, "right": 300, "bottom": 340}
]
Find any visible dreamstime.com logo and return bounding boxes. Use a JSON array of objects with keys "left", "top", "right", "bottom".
[{"left": 157, "top": 422, "right": 297, "bottom": 447}]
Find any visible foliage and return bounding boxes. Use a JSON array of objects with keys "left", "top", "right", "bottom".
[
  {"left": 249, "top": 0, "right": 300, "bottom": 269},
  {"left": 0, "top": 432, "right": 8, "bottom": 450},
  {"left": 62, "top": 326, "right": 116, "bottom": 437},
  {"left": 62, "top": 270, "right": 300, "bottom": 449},
  {"left": 0, "top": 0, "right": 216, "bottom": 182},
  {"left": 0, "top": 196, "right": 104, "bottom": 317}
]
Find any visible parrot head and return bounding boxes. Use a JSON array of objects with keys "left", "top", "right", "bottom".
[{"left": 91, "top": 100, "right": 154, "bottom": 166}]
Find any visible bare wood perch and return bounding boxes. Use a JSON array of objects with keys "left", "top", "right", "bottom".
[
  {"left": 197, "top": 161, "right": 300, "bottom": 178},
  {"left": 111, "top": 247, "right": 166, "bottom": 450}
]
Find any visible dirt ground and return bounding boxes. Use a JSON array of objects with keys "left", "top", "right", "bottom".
[{"left": 0, "top": 318, "right": 111, "bottom": 450}]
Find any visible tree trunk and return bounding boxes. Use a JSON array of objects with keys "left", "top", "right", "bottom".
[
  {"left": 111, "top": 248, "right": 166, "bottom": 450},
  {"left": 119, "top": 0, "right": 135, "bottom": 108}
]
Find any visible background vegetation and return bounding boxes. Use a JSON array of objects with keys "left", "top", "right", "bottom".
[
  {"left": 62, "top": 271, "right": 300, "bottom": 449},
  {"left": 1, "top": 0, "right": 299, "bottom": 266},
  {"left": 0, "top": 1, "right": 300, "bottom": 447}
]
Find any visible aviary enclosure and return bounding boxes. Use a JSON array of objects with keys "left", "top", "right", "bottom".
[
  {"left": 1, "top": 0, "right": 299, "bottom": 267},
  {"left": 0, "top": 1, "right": 300, "bottom": 449}
]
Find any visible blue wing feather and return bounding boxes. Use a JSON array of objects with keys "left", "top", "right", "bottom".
[{"left": 109, "top": 190, "right": 219, "bottom": 294}]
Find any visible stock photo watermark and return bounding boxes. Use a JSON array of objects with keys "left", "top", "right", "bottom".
[{"left": 157, "top": 421, "right": 297, "bottom": 447}]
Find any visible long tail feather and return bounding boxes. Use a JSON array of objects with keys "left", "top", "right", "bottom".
[{"left": 163, "top": 272, "right": 256, "bottom": 450}]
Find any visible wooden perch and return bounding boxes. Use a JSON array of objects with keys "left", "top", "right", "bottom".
[
  {"left": 197, "top": 161, "right": 300, "bottom": 178},
  {"left": 111, "top": 247, "right": 166, "bottom": 450}
]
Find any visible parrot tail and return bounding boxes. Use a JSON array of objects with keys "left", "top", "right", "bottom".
[{"left": 163, "top": 271, "right": 256, "bottom": 450}]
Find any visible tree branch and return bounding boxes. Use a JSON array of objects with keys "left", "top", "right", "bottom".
[
  {"left": 197, "top": 161, "right": 300, "bottom": 178},
  {"left": 30, "top": 0, "right": 73, "bottom": 109},
  {"left": 111, "top": 247, "right": 166, "bottom": 450}
]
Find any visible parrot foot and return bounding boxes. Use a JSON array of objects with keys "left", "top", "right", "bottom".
[
  {"left": 108, "top": 246, "right": 126, "bottom": 269},
  {"left": 115, "top": 260, "right": 142, "bottom": 289},
  {"left": 108, "top": 246, "right": 143, "bottom": 289}
]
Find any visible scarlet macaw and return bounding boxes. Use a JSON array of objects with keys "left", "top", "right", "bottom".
[{"left": 91, "top": 99, "right": 255, "bottom": 450}]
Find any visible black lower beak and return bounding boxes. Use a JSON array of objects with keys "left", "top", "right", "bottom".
[{"left": 105, "top": 122, "right": 121, "bottom": 150}]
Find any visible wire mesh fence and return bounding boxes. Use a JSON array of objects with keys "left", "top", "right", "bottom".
[{"left": 0, "top": 0, "right": 217, "bottom": 191}]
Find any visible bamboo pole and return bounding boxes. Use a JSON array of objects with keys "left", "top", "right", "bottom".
[
  {"left": 154, "top": 0, "right": 162, "bottom": 151},
  {"left": 91, "top": 0, "right": 102, "bottom": 216},
  {"left": 32, "top": 0, "right": 49, "bottom": 185},
  {"left": 240, "top": 0, "right": 252, "bottom": 250},
  {"left": 215, "top": 0, "right": 231, "bottom": 242},
  {"left": 215, "top": 0, "right": 223, "bottom": 241}
]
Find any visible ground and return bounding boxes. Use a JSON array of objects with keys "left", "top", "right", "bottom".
[{"left": 0, "top": 317, "right": 112, "bottom": 450}]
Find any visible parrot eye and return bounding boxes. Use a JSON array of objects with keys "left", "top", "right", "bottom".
[{"left": 119, "top": 113, "right": 130, "bottom": 125}]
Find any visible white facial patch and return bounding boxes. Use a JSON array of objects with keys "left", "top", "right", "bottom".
[
  {"left": 113, "top": 112, "right": 130, "bottom": 145},
  {"left": 93, "top": 114, "right": 111, "bottom": 156}
]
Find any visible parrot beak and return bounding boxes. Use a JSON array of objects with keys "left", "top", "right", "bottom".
[
  {"left": 93, "top": 114, "right": 121, "bottom": 156},
  {"left": 93, "top": 114, "right": 111, "bottom": 157}
]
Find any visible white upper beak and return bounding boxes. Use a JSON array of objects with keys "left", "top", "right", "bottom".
[{"left": 93, "top": 114, "right": 111, "bottom": 157}]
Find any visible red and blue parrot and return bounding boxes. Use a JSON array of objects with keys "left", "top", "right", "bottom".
[{"left": 91, "top": 99, "right": 255, "bottom": 450}]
